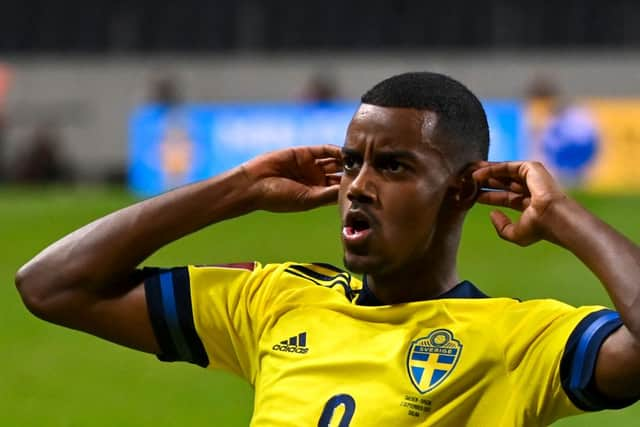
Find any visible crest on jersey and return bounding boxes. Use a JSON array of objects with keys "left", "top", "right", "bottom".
[{"left": 407, "top": 329, "right": 462, "bottom": 394}]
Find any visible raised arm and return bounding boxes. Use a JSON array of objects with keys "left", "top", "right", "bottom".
[
  {"left": 472, "top": 161, "right": 640, "bottom": 401},
  {"left": 15, "top": 145, "right": 342, "bottom": 354}
]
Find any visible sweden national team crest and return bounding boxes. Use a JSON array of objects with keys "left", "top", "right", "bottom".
[{"left": 407, "top": 329, "right": 462, "bottom": 394}]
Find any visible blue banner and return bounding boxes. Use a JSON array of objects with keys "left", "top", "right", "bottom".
[
  {"left": 129, "top": 101, "right": 522, "bottom": 196},
  {"left": 484, "top": 101, "right": 524, "bottom": 161}
]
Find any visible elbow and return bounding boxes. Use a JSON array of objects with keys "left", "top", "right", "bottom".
[{"left": 15, "top": 262, "right": 60, "bottom": 320}]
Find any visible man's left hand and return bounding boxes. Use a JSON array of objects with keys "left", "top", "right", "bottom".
[{"left": 470, "top": 161, "right": 567, "bottom": 246}]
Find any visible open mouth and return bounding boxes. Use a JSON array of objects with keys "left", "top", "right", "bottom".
[
  {"left": 344, "top": 219, "right": 370, "bottom": 236},
  {"left": 343, "top": 211, "right": 372, "bottom": 239}
]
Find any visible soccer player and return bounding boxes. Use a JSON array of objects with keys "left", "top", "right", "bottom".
[{"left": 16, "top": 72, "right": 640, "bottom": 425}]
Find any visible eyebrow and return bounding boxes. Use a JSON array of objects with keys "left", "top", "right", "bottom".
[
  {"left": 376, "top": 150, "right": 419, "bottom": 162},
  {"left": 341, "top": 147, "right": 419, "bottom": 161}
]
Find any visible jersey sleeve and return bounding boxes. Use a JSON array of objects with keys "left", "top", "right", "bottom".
[
  {"left": 560, "top": 309, "right": 638, "bottom": 411},
  {"left": 499, "top": 300, "right": 630, "bottom": 424},
  {"left": 143, "top": 262, "right": 280, "bottom": 383}
]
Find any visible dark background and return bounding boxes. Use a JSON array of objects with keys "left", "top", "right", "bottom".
[{"left": 1, "top": 1, "right": 638, "bottom": 52}]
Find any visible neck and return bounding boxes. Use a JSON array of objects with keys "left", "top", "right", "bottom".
[
  {"left": 367, "top": 261, "right": 459, "bottom": 305},
  {"left": 366, "top": 218, "right": 463, "bottom": 305}
]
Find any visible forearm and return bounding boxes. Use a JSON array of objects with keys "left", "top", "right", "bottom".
[
  {"left": 473, "top": 160, "right": 640, "bottom": 398},
  {"left": 16, "top": 166, "right": 256, "bottom": 299},
  {"left": 545, "top": 198, "right": 640, "bottom": 336}
]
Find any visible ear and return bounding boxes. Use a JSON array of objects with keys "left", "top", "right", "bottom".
[{"left": 450, "top": 172, "right": 479, "bottom": 210}]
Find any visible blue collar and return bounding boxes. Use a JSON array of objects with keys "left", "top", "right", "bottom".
[{"left": 356, "top": 277, "right": 489, "bottom": 306}]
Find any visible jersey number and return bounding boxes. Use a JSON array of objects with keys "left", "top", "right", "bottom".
[{"left": 318, "top": 394, "right": 356, "bottom": 427}]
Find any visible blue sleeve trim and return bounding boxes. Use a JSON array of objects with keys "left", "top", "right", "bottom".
[
  {"left": 143, "top": 267, "right": 209, "bottom": 367},
  {"left": 560, "top": 309, "right": 635, "bottom": 411},
  {"left": 159, "top": 271, "right": 195, "bottom": 364}
]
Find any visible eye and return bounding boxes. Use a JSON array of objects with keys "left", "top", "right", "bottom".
[
  {"left": 380, "top": 158, "right": 405, "bottom": 173},
  {"left": 342, "top": 154, "right": 361, "bottom": 172}
]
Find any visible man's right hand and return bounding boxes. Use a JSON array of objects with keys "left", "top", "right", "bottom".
[
  {"left": 15, "top": 144, "right": 344, "bottom": 354},
  {"left": 242, "top": 145, "right": 343, "bottom": 212}
]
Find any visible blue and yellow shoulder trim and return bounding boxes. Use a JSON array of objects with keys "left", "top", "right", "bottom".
[
  {"left": 143, "top": 267, "right": 209, "bottom": 367},
  {"left": 560, "top": 309, "right": 637, "bottom": 411}
]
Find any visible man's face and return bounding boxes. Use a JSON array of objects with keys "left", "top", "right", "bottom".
[{"left": 339, "top": 104, "right": 454, "bottom": 275}]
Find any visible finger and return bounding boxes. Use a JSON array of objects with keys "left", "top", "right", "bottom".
[
  {"left": 306, "top": 184, "right": 340, "bottom": 208},
  {"left": 485, "top": 177, "right": 528, "bottom": 195},
  {"left": 477, "top": 190, "right": 529, "bottom": 211},
  {"left": 460, "top": 160, "right": 490, "bottom": 177},
  {"left": 315, "top": 157, "right": 343, "bottom": 174},
  {"left": 307, "top": 144, "right": 342, "bottom": 159},
  {"left": 325, "top": 174, "right": 342, "bottom": 186},
  {"left": 481, "top": 162, "right": 566, "bottom": 203},
  {"left": 472, "top": 161, "right": 526, "bottom": 182},
  {"left": 315, "top": 157, "right": 341, "bottom": 166},
  {"left": 489, "top": 210, "right": 519, "bottom": 242}
]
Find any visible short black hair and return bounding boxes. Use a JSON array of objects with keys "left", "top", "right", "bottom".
[{"left": 361, "top": 72, "right": 489, "bottom": 169}]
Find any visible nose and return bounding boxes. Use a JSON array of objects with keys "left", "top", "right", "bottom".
[{"left": 347, "top": 165, "right": 376, "bottom": 204}]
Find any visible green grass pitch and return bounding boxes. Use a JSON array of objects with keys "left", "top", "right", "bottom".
[{"left": 1, "top": 186, "right": 640, "bottom": 426}]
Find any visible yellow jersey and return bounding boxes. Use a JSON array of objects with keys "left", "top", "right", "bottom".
[{"left": 143, "top": 262, "right": 630, "bottom": 426}]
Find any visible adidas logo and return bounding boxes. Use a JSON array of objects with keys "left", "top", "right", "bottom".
[{"left": 272, "top": 332, "right": 309, "bottom": 354}]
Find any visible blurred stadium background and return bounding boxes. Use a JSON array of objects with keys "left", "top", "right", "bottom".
[{"left": 2, "top": 2, "right": 640, "bottom": 426}]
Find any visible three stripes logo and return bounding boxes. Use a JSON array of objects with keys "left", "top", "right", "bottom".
[{"left": 272, "top": 332, "right": 309, "bottom": 354}]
